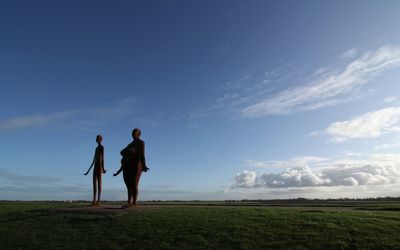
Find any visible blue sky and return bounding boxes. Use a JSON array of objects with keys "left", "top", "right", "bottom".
[{"left": 1, "top": 0, "right": 400, "bottom": 200}]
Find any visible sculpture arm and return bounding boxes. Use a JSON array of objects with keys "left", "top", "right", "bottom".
[
  {"left": 141, "top": 141, "right": 149, "bottom": 171},
  {"left": 84, "top": 152, "right": 95, "bottom": 175}
]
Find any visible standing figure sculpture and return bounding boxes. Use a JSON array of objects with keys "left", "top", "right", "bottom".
[
  {"left": 84, "top": 135, "right": 106, "bottom": 207},
  {"left": 114, "top": 128, "right": 149, "bottom": 208}
]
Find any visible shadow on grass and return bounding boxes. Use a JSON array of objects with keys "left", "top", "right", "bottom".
[
  {"left": 0, "top": 207, "right": 120, "bottom": 224},
  {"left": 0, "top": 210, "right": 56, "bottom": 224}
]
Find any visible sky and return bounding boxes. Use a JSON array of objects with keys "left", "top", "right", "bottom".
[{"left": 1, "top": 0, "right": 400, "bottom": 200}]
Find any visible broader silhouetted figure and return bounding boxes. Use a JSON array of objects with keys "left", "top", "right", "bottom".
[
  {"left": 84, "top": 135, "right": 106, "bottom": 206},
  {"left": 114, "top": 128, "right": 149, "bottom": 208}
]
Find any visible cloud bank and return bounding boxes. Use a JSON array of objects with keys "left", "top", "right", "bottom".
[{"left": 233, "top": 154, "right": 400, "bottom": 189}]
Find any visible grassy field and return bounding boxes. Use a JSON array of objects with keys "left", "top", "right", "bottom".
[{"left": 1, "top": 201, "right": 400, "bottom": 249}]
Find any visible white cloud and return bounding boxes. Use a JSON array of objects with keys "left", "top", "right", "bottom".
[
  {"left": 375, "top": 141, "right": 400, "bottom": 150},
  {"left": 323, "top": 107, "right": 400, "bottom": 143},
  {"left": 240, "top": 46, "right": 400, "bottom": 118},
  {"left": 384, "top": 96, "right": 397, "bottom": 103},
  {"left": 233, "top": 170, "right": 258, "bottom": 188},
  {"left": 322, "top": 164, "right": 398, "bottom": 186},
  {"left": 0, "top": 98, "right": 135, "bottom": 131},
  {"left": 259, "top": 166, "right": 332, "bottom": 188},
  {"left": 232, "top": 154, "right": 400, "bottom": 189},
  {"left": 214, "top": 65, "right": 294, "bottom": 111},
  {"left": 341, "top": 48, "right": 358, "bottom": 59}
]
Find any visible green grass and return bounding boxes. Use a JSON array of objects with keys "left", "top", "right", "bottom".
[{"left": 1, "top": 202, "right": 400, "bottom": 249}]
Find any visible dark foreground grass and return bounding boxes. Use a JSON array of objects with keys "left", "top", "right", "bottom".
[{"left": 1, "top": 202, "right": 400, "bottom": 249}]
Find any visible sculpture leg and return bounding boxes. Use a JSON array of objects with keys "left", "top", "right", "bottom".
[
  {"left": 97, "top": 173, "right": 102, "bottom": 205},
  {"left": 92, "top": 172, "right": 97, "bottom": 206},
  {"left": 132, "top": 162, "right": 143, "bottom": 205}
]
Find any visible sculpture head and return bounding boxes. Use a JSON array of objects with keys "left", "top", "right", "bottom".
[
  {"left": 132, "top": 128, "right": 141, "bottom": 140},
  {"left": 96, "top": 135, "right": 102, "bottom": 144}
]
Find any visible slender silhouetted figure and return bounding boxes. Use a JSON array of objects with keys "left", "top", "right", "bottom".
[
  {"left": 84, "top": 135, "right": 106, "bottom": 206},
  {"left": 114, "top": 128, "right": 149, "bottom": 208}
]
